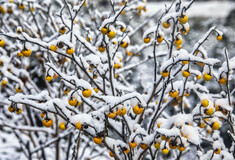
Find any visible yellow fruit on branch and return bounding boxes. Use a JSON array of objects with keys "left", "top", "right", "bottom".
[
  {"left": 204, "top": 108, "right": 214, "bottom": 116},
  {"left": 98, "top": 46, "right": 105, "bottom": 52},
  {"left": 0, "top": 40, "right": 5, "bottom": 47},
  {"left": 161, "top": 71, "right": 169, "bottom": 78},
  {"left": 201, "top": 99, "right": 209, "bottom": 107},
  {"left": 76, "top": 122, "right": 82, "bottom": 130},
  {"left": 59, "top": 27, "right": 66, "bottom": 34},
  {"left": 162, "top": 148, "right": 169, "bottom": 154},
  {"left": 154, "top": 142, "right": 161, "bottom": 149},
  {"left": 157, "top": 35, "right": 164, "bottom": 43},
  {"left": 107, "top": 30, "right": 116, "bottom": 39},
  {"left": 216, "top": 35, "right": 222, "bottom": 41},
  {"left": 93, "top": 137, "right": 102, "bottom": 144},
  {"left": 132, "top": 105, "right": 143, "bottom": 115},
  {"left": 107, "top": 111, "right": 116, "bottom": 118},
  {"left": 140, "top": 143, "right": 148, "bottom": 150},
  {"left": 101, "top": 27, "right": 108, "bottom": 35},
  {"left": 68, "top": 97, "right": 78, "bottom": 106},
  {"left": 162, "top": 22, "right": 170, "bottom": 28},
  {"left": 59, "top": 122, "right": 66, "bottom": 130},
  {"left": 46, "top": 75, "right": 53, "bottom": 82},
  {"left": 82, "top": 89, "right": 92, "bottom": 98},
  {"left": 129, "top": 141, "right": 137, "bottom": 149},
  {"left": 144, "top": 37, "right": 151, "bottom": 43},
  {"left": 22, "top": 49, "right": 32, "bottom": 57},
  {"left": 214, "top": 148, "right": 221, "bottom": 154},
  {"left": 182, "top": 70, "right": 190, "bottom": 78},
  {"left": 43, "top": 119, "right": 53, "bottom": 127},
  {"left": 212, "top": 121, "right": 220, "bottom": 130},
  {"left": 178, "top": 15, "right": 188, "bottom": 24},
  {"left": 50, "top": 45, "right": 57, "bottom": 51},
  {"left": 169, "top": 90, "right": 178, "bottom": 98},
  {"left": 66, "top": 48, "right": 74, "bottom": 55},
  {"left": 203, "top": 73, "right": 212, "bottom": 81}
]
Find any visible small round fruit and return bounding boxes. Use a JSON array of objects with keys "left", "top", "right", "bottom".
[
  {"left": 203, "top": 73, "right": 212, "bottom": 81},
  {"left": 94, "top": 88, "right": 99, "bottom": 93},
  {"left": 50, "top": 45, "right": 57, "bottom": 51},
  {"left": 162, "top": 22, "right": 170, "bottom": 28},
  {"left": 120, "top": 108, "right": 126, "bottom": 116},
  {"left": 162, "top": 148, "right": 169, "bottom": 154},
  {"left": 82, "top": 89, "right": 92, "bottom": 98},
  {"left": 1, "top": 80, "right": 7, "bottom": 87},
  {"left": 15, "top": 87, "right": 22, "bottom": 92},
  {"left": 219, "top": 78, "right": 226, "bottom": 85},
  {"left": 214, "top": 148, "right": 221, "bottom": 154},
  {"left": 178, "top": 15, "right": 188, "bottom": 24},
  {"left": 59, "top": 122, "right": 66, "bottom": 130},
  {"left": 182, "top": 70, "right": 190, "bottom": 78},
  {"left": 140, "top": 143, "right": 148, "bottom": 150},
  {"left": 154, "top": 142, "right": 161, "bottom": 149},
  {"left": 157, "top": 35, "right": 163, "bottom": 43},
  {"left": 66, "top": 48, "right": 74, "bottom": 55},
  {"left": 132, "top": 105, "right": 143, "bottom": 115},
  {"left": 46, "top": 75, "right": 53, "bottom": 82},
  {"left": 161, "top": 71, "right": 169, "bottom": 78},
  {"left": 0, "top": 40, "right": 5, "bottom": 47},
  {"left": 8, "top": 106, "right": 15, "bottom": 112},
  {"left": 205, "top": 108, "right": 214, "bottom": 116},
  {"left": 107, "top": 31, "right": 116, "bottom": 39},
  {"left": 129, "top": 142, "right": 137, "bottom": 149},
  {"left": 124, "top": 147, "right": 129, "bottom": 154},
  {"left": 200, "top": 122, "right": 206, "bottom": 128},
  {"left": 201, "top": 99, "right": 209, "bottom": 107},
  {"left": 175, "top": 38, "right": 182, "bottom": 46},
  {"left": 217, "top": 35, "right": 222, "bottom": 41},
  {"left": 120, "top": 41, "right": 128, "bottom": 48},
  {"left": 197, "top": 75, "right": 202, "bottom": 80},
  {"left": 59, "top": 27, "right": 66, "bottom": 34},
  {"left": 22, "top": 49, "right": 32, "bottom": 57},
  {"left": 98, "top": 46, "right": 105, "bottom": 52},
  {"left": 19, "top": 3, "right": 25, "bottom": 10},
  {"left": 16, "top": 109, "right": 22, "bottom": 114},
  {"left": 120, "top": 27, "right": 125, "bottom": 32},
  {"left": 93, "top": 137, "right": 102, "bottom": 144},
  {"left": 68, "top": 97, "right": 78, "bottom": 106},
  {"left": 43, "top": 119, "right": 53, "bottom": 127},
  {"left": 41, "top": 112, "right": 46, "bottom": 118},
  {"left": 169, "top": 141, "right": 177, "bottom": 149},
  {"left": 178, "top": 145, "right": 186, "bottom": 152},
  {"left": 182, "top": 61, "right": 188, "bottom": 65},
  {"left": 144, "top": 37, "right": 151, "bottom": 43},
  {"left": 107, "top": 111, "right": 116, "bottom": 119},
  {"left": 212, "top": 121, "right": 220, "bottom": 130},
  {"left": 101, "top": 27, "right": 108, "bottom": 35},
  {"left": 76, "top": 122, "right": 82, "bottom": 130},
  {"left": 116, "top": 108, "right": 122, "bottom": 116},
  {"left": 169, "top": 90, "right": 178, "bottom": 98},
  {"left": 109, "top": 151, "right": 114, "bottom": 157}
]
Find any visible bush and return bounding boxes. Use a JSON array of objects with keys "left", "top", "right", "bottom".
[{"left": 0, "top": 0, "right": 234, "bottom": 159}]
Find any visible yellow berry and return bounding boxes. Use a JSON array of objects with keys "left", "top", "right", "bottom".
[
  {"left": 43, "top": 119, "right": 53, "bottom": 127},
  {"left": 101, "top": 27, "right": 108, "bottom": 34},
  {"left": 182, "top": 70, "right": 190, "bottom": 78},
  {"left": 50, "top": 45, "right": 57, "bottom": 51},
  {"left": 8, "top": 106, "right": 15, "bottom": 112},
  {"left": 140, "top": 143, "right": 148, "bottom": 150},
  {"left": 178, "top": 145, "right": 186, "bottom": 152},
  {"left": 182, "top": 61, "right": 188, "bottom": 65},
  {"left": 120, "top": 41, "right": 128, "bottom": 48},
  {"left": 217, "top": 35, "right": 222, "bottom": 41},
  {"left": 1, "top": 80, "right": 7, "bottom": 87},
  {"left": 116, "top": 108, "right": 122, "bottom": 116},
  {"left": 178, "top": 15, "right": 188, "bottom": 24},
  {"left": 154, "top": 142, "right": 161, "bottom": 149},
  {"left": 109, "top": 151, "right": 114, "bottom": 157},
  {"left": 82, "top": 89, "right": 92, "bottom": 98},
  {"left": 201, "top": 99, "right": 209, "bottom": 107},
  {"left": 200, "top": 121, "right": 206, "bottom": 128},
  {"left": 169, "top": 90, "right": 178, "bottom": 98},
  {"left": 120, "top": 27, "right": 125, "bottom": 32},
  {"left": 94, "top": 88, "right": 99, "bottom": 93},
  {"left": 162, "top": 148, "right": 169, "bottom": 154},
  {"left": 64, "top": 88, "right": 70, "bottom": 95},
  {"left": 132, "top": 105, "right": 143, "bottom": 115},
  {"left": 19, "top": 4, "right": 25, "bottom": 10},
  {"left": 76, "top": 122, "right": 82, "bottom": 130},
  {"left": 214, "top": 148, "right": 221, "bottom": 154},
  {"left": 175, "top": 38, "right": 182, "bottom": 46},
  {"left": 66, "top": 48, "right": 74, "bottom": 55},
  {"left": 93, "top": 137, "right": 102, "bottom": 144},
  {"left": 59, "top": 122, "right": 66, "bottom": 130},
  {"left": 15, "top": 87, "right": 22, "bottom": 92},
  {"left": 22, "top": 49, "right": 32, "bottom": 57},
  {"left": 120, "top": 108, "right": 126, "bottom": 116},
  {"left": 205, "top": 108, "right": 214, "bottom": 116},
  {"left": 46, "top": 75, "right": 53, "bottom": 82},
  {"left": 107, "top": 111, "right": 116, "bottom": 119},
  {"left": 68, "top": 97, "right": 78, "bottom": 106},
  {"left": 161, "top": 71, "right": 169, "bottom": 78},
  {"left": 157, "top": 35, "right": 164, "bottom": 43},
  {"left": 212, "top": 121, "right": 220, "bottom": 130},
  {"left": 40, "top": 112, "right": 45, "bottom": 118},
  {"left": 107, "top": 31, "right": 116, "bottom": 39},
  {"left": 219, "top": 78, "right": 226, "bottom": 85},
  {"left": 16, "top": 108, "right": 22, "bottom": 114},
  {"left": 0, "top": 40, "right": 5, "bottom": 47},
  {"left": 144, "top": 37, "right": 151, "bottom": 43},
  {"left": 59, "top": 27, "right": 66, "bottom": 34},
  {"left": 129, "top": 142, "right": 137, "bottom": 149},
  {"left": 203, "top": 73, "right": 212, "bottom": 81},
  {"left": 197, "top": 75, "right": 201, "bottom": 80},
  {"left": 162, "top": 22, "right": 170, "bottom": 28},
  {"left": 98, "top": 46, "right": 105, "bottom": 52},
  {"left": 124, "top": 147, "right": 129, "bottom": 154}
]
